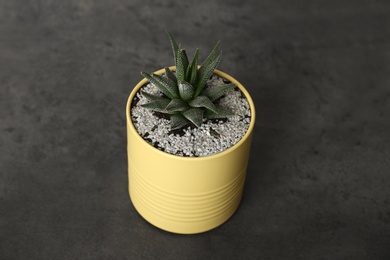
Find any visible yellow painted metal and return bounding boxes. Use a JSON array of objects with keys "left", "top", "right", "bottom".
[{"left": 126, "top": 67, "right": 256, "bottom": 234}]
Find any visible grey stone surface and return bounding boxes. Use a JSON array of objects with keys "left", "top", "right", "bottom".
[{"left": 1, "top": 0, "right": 390, "bottom": 259}]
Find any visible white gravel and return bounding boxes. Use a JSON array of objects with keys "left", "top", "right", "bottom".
[{"left": 131, "top": 74, "right": 251, "bottom": 157}]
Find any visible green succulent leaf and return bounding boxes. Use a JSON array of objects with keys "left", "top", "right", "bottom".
[
  {"left": 141, "top": 72, "right": 179, "bottom": 100},
  {"left": 141, "top": 99, "right": 171, "bottom": 113},
  {"left": 189, "top": 69, "right": 198, "bottom": 87},
  {"left": 170, "top": 114, "right": 190, "bottom": 130},
  {"left": 204, "top": 105, "right": 235, "bottom": 119},
  {"left": 194, "top": 52, "right": 222, "bottom": 97},
  {"left": 164, "top": 67, "right": 177, "bottom": 84},
  {"left": 187, "top": 49, "right": 199, "bottom": 86},
  {"left": 141, "top": 91, "right": 164, "bottom": 101},
  {"left": 182, "top": 108, "right": 204, "bottom": 127},
  {"left": 176, "top": 49, "right": 189, "bottom": 83},
  {"left": 189, "top": 95, "right": 218, "bottom": 114},
  {"left": 166, "top": 99, "right": 190, "bottom": 113},
  {"left": 178, "top": 81, "right": 195, "bottom": 101},
  {"left": 166, "top": 30, "right": 179, "bottom": 65},
  {"left": 152, "top": 73, "right": 180, "bottom": 99},
  {"left": 201, "top": 41, "right": 220, "bottom": 68},
  {"left": 201, "top": 83, "right": 235, "bottom": 101},
  {"left": 185, "top": 65, "right": 192, "bottom": 84}
]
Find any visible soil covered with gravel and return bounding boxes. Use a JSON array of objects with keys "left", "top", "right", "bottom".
[{"left": 131, "top": 74, "right": 251, "bottom": 157}]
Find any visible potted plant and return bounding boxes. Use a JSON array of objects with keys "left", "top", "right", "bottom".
[{"left": 126, "top": 31, "right": 256, "bottom": 234}]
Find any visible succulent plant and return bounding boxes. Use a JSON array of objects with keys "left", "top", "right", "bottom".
[{"left": 140, "top": 31, "right": 235, "bottom": 130}]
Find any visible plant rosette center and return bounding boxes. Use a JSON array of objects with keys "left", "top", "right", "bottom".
[{"left": 131, "top": 71, "right": 251, "bottom": 157}]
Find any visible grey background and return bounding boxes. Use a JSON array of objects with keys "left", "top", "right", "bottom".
[{"left": 1, "top": 0, "right": 390, "bottom": 259}]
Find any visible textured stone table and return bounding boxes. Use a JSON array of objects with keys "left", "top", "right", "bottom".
[{"left": 1, "top": 0, "right": 390, "bottom": 259}]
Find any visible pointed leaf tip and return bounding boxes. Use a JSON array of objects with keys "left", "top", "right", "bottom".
[
  {"left": 176, "top": 49, "right": 189, "bottom": 83},
  {"left": 201, "top": 83, "right": 235, "bottom": 101},
  {"left": 189, "top": 96, "right": 218, "bottom": 114},
  {"left": 182, "top": 108, "right": 204, "bottom": 127},
  {"left": 170, "top": 114, "right": 190, "bottom": 130},
  {"left": 167, "top": 30, "right": 180, "bottom": 66}
]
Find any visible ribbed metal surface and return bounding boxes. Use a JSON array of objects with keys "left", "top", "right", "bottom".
[{"left": 129, "top": 162, "right": 246, "bottom": 223}]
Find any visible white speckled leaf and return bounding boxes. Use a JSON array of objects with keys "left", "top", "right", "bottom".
[
  {"left": 182, "top": 108, "right": 204, "bottom": 127},
  {"left": 170, "top": 114, "right": 189, "bottom": 130},
  {"left": 166, "top": 99, "right": 189, "bottom": 113},
  {"left": 189, "top": 95, "right": 218, "bottom": 114},
  {"left": 178, "top": 81, "right": 194, "bottom": 101},
  {"left": 140, "top": 99, "right": 170, "bottom": 113},
  {"left": 201, "top": 83, "right": 235, "bottom": 101}
]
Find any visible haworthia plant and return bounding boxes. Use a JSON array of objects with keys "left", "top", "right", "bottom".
[{"left": 140, "top": 31, "right": 235, "bottom": 130}]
